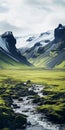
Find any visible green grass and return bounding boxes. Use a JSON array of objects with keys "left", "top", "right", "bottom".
[
  {"left": 0, "top": 74, "right": 27, "bottom": 129},
  {"left": 0, "top": 97, "right": 5, "bottom": 105},
  {"left": 0, "top": 67, "right": 65, "bottom": 124},
  {"left": 0, "top": 68, "right": 65, "bottom": 85},
  {"left": 56, "top": 61, "right": 65, "bottom": 68}
]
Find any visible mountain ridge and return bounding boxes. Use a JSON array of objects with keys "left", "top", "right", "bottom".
[
  {"left": 20, "top": 24, "right": 65, "bottom": 68},
  {"left": 0, "top": 24, "right": 65, "bottom": 69}
]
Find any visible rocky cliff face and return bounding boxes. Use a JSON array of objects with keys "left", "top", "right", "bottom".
[
  {"left": 1, "top": 31, "right": 16, "bottom": 54},
  {"left": 54, "top": 24, "right": 65, "bottom": 42},
  {"left": 0, "top": 31, "right": 31, "bottom": 66}
]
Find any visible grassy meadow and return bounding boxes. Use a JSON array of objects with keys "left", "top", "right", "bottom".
[
  {"left": 0, "top": 67, "right": 65, "bottom": 126},
  {"left": 0, "top": 68, "right": 65, "bottom": 86}
]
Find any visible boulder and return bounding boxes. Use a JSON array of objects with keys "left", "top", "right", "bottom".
[
  {"left": 18, "top": 97, "right": 23, "bottom": 101},
  {"left": 13, "top": 104, "right": 20, "bottom": 109}
]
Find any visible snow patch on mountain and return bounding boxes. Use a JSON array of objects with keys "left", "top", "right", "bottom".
[{"left": 16, "top": 30, "right": 54, "bottom": 49}]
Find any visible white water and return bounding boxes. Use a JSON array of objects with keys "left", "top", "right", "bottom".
[{"left": 12, "top": 85, "right": 65, "bottom": 130}]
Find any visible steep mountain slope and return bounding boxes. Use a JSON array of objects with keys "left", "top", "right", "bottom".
[
  {"left": 0, "top": 32, "right": 31, "bottom": 68},
  {"left": 22, "top": 24, "right": 65, "bottom": 68},
  {"left": 0, "top": 51, "right": 23, "bottom": 69}
]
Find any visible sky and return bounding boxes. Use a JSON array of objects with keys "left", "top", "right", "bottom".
[{"left": 0, "top": 0, "right": 65, "bottom": 36}]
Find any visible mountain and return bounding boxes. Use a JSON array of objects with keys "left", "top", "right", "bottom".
[
  {"left": 0, "top": 31, "right": 31, "bottom": 68},
  {"left": 17, "top": 30, "right": 54, "bottom": 53},
  {"left": 0, "top": 24, "right": 65, "bottom": 69},
  {"left": 20, "top": 24, "right": 65, "bottom": 68}
]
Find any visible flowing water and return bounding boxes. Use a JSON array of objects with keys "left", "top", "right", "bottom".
[{"left": 12, "top": 85, "right": 65, "bottom": 130}]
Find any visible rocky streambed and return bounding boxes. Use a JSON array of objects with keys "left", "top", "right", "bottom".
[{"left": 12, "top": 83, "right": 65, "bottom": 130}]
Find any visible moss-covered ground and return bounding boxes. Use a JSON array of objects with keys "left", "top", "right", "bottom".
[{"left": 0, "top": 68, "right": 65, "bottom": 127}]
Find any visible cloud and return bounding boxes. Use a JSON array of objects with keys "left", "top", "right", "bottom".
[
  {"left": 0, "top": 6, "right": 8, "bottom": 13},
  {"left": 0, "top": 0, "right": 65, "bottom": 35}
]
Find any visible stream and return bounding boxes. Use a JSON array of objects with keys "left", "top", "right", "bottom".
[{"left": 12, "top": 84, "right": 65, "bottom": 130}]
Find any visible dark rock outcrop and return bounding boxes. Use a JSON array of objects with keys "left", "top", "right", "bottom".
[
  {"left": 1, "top": 31, "right": 31, "bottom": 65},
  {"left": 37, "top": 46, "right": 45, "bottom": 54},
  {"left": 26, "top": 36, "right": 35, "bottom": 42},
  {"left": 54, "top": 24, "right": 65, "bottom": 41},
  {"left": 34, "top": 42, "right": 41, "bottom": 47},
  {"left": 2, "top": 31, "right": 16, "bottom": 53}
]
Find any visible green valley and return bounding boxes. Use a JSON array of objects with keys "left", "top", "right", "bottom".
[
  {"left": 0, "top": 68, "right": 65, "bottom": 127},
  {"left": 0, "top": 24, "right": 65, "bottom": 129}
]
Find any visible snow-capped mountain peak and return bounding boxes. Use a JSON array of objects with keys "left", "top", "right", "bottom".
[{"left": 16, "top": 30, "right": 54, "bottom": 49}]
